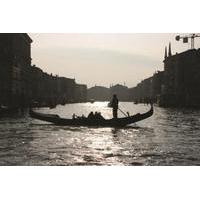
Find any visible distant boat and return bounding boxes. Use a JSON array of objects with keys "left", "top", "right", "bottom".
[
  {"left": 49, "top": 104, "right": 56, "bottom": 109},
  {"left": 89, "top": 99, "right": 95, "bottom": 103},
  {"left": 29, "top": 105, "right": 153, "bottom": 127},
  {"left": 0, "top": 106, "right": 18, "bottom": 116},
  {"left": 0, "top": 106, "right": 9, "bottom": 115}
]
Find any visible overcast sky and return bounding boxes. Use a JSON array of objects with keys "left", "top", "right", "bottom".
[{"left": 29, "top": 33, "right": 200, "bottom": 88}]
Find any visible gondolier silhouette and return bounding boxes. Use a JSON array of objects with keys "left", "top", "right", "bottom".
[{"left": 110, "top": 94, "right": 119, "bottom": 118}]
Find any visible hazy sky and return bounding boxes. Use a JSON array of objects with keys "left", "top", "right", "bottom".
[{"left": 29, "top": 33, "right": 200, "bottom": 88}]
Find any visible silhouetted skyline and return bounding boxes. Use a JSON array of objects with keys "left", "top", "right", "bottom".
[{"left": 30, "top": 33, "right": 200, "bottom": 87}]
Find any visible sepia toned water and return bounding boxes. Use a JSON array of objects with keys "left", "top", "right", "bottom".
[{"left": 0, "top": 102, "right": 200, "bottom": 166}]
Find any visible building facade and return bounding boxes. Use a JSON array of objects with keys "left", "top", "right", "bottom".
[
  {"left": 74, "top": 84, "right": 87, "bottom": 102},
  {"left": 129, "top": 77, "right": 153, "bottom": 103},
  {"left": 87, "top": 86, "right": 110, "bottom": 101},
  {"left": 30, "top": 65, "right": 87, "bottom": 106},
  {"left": 129, "top": 43, "right": 200, "bottom": 107},
  {"left": 110, "top": 84, "right": 129, "bottom": 101},
  {"left": 0, "top": 33, "right": 87, "bottom": 108},
  {"left": 160, "top": 48, "right": 200, "bottom": 107},
  {"left": 0, "top": 33, "right": 32, "bottom": 107}
]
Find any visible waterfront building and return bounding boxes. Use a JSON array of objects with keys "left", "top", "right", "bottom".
[
  {"left": 30, "top": 64, "right": 88, "bottom": 106},
  {"left": 128, "top": 86, "right": 139, "bottom": 102},
  {"left": 129, "top": 77, "right": 154, "bottom": 103},
  {"left": 30, "top": 65, "right": 82, "bottom": 106},
  {"left": 87, "top": 86, "right": 110, "bottom": 101},
  {"left": 74, "top": 84, "right": 87, "bottom": 102},
  {"left": 0, "top": 33, "right": 87, "bottom": 108},
  {"left": 161, "top": 47, "right": 200, "bottom": 107},
  {"left": 151, "top": 71, "right": 164, "bottom": 102},
  {"left": 129, "top": 43, "right": 200, "bottom": 107},
  {"left": 57, "top": 77, "right": 76, "bottom": 104},
  {"left": 110, "top": 84, "right": 129, "bottom": 101},
  {"left": 0, "top": 33, "right": 32, "bottom": 107},
  {"left": 30, "top": 65, "right": 44, "bottom": 105}
]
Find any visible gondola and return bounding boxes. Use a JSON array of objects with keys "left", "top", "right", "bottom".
[
  {"left": 0, "top": 106, "right": 15, "bottom": 116},
  {"left": 89, "top": 99, "right": 95, "bottom": 103},
  {"left": 29, "top": 105, "right": 153, "bottom": 127}
]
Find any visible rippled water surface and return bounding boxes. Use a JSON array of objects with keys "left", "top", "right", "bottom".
[{"left": 0, "top": 102, "right": 200, "bottom": 166}]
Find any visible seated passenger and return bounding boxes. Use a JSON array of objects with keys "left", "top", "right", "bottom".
[
  {"left": 94, "top": 112, "right": 104, "bottom": 120},
  {"left": 94, "top": 112, "right": 98, "bottom": 120},
  {"left": 76, "top": 114, "right": 86, "bottom": 119},
  {"left": 82, "top": 114, "right": 86, "bottom": 118},
  {"left": 72, "top": 113, "right": 76, "bottom": 119},
  {"left": 97, "top": 112, "right": 105, "bottom": 120},
  {"left": 88, "top": 111, "right": 94, "bottom": 119}
]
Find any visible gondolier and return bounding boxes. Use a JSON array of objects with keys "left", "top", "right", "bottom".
[{"left": 110, "top": 94, "right": 119, "bottom": 118}]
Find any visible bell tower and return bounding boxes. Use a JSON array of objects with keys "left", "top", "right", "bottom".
[{"left": 168, "top": 42, "right": 172, "bottom": 56}]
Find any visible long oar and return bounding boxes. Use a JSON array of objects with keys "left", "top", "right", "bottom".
[{"left": 118, "top": 108, "right": 128, "bottom": 117}]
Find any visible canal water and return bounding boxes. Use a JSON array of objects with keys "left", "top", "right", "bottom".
[{"left": 0, "top": 102, "right": 200, "bottom": 166}]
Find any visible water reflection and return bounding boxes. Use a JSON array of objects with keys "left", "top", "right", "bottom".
[{"left": 0, "top": 102, "right": 200, "bottom": 165}]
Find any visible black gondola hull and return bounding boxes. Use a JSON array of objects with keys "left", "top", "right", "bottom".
[{"left": 29, "top": 106, "right": 153, "bottom": 127}]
